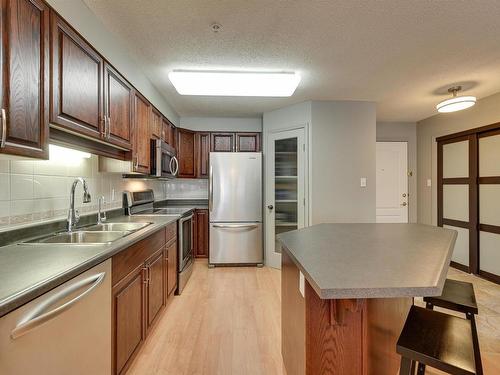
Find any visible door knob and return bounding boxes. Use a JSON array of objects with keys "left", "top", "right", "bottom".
[
  {"left": 267, "top": 205, "right": 274, "bottom": 210},
  {"left": 401, "top": 202, "right": 407, "bottom": 207},
  {"left": 402, "top": 193, "right": 407, "bottom": 197}
]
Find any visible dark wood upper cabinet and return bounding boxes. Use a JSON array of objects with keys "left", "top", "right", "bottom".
[
  {"left": 132, "top": 91, "right": 150, "bottom": 174},
  {"left": 211, "top": 132, "right": 235, "bottom": 152},
  {"left": 236, "top": 132, "right": 261, "bottom": 152},
  {"left": 196, "top": 132, "right": 210, "bottom": 178},
  {"left": 50, "top": 12, "right": 104, "bottom": 139},
  {"left": 0, "top": 0, "right": 50, "bottom": 159},
  {"left": 146, "top": 248, "right": 165, "bottom": 330},
  {"left": 104, "top": 63, "right": 133, "bottom": 149},
  {"left": 177, "top": 128, "right": 196, "bottom": 178},
  {"left": 162, "top": 118, "right": 176, "bottom": 149},
  {"left": 150, "top": 107, "right": 162, "bottom": 140},
  {"left": 194, "top": 209, "right": 209, "bottom": 258}
]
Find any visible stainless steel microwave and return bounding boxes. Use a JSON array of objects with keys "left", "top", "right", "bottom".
[{"left": 150, "top": 139, "right": 178, "bottom": 178}]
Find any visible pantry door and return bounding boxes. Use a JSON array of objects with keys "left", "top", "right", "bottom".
[{"left": 478, "top": 129, "right": 500, "bottom": 282}]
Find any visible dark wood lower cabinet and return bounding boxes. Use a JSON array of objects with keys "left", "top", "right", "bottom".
[
  {"left": 112, "top": 227, "right": 176, "bottom": 375},
  {"left": 194, "top": 209, "right": 209, "bottom": 258}
]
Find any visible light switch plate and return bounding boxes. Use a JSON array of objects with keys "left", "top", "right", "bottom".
[
  {"left": 360, "top": 177, "right": 367, "bottom": 187},
  {"left": 299, "top": 271, "right": 305, "bottom": 298},
  {"left": 427, "top": 179, "right": 432, "bottom": 187}
]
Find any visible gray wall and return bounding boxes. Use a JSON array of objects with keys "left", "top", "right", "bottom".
[
  {"left": 310, "top": 101, "right": 376, "bottom": 224},
  {"left": 376, "top": 122, "right": 417, "bottom": 223},
  {"left": 417, "top": 91, "right": 500, "bottom": 225},
  {"left": 47, "top": 0, "right": 179, "bottom": 125},
  {"left": 180, "top": 117, "right": 262, "bottom": 132}
]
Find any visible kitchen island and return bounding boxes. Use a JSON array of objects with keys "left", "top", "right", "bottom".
[{"left": 278, "top": 223, "right": 457, "bottom": 375}]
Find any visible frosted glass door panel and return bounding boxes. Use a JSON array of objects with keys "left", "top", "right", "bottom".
[
  {"left": 443, "top": 185, "right": 469, "bottom": 221},
  {"left": 443, "top": 141, "right": 469, "bottom": 178},
  {"left": 479, "top": 185, "right": 500, "bottom": 226},
  {"left": 479, "top": 134, "right": 500, "bottom": 176},
  {"left": 479, "top": 231, "right": 500, "bottom": 275},
  {"left": 444, "top": 225, "right": 469, "bottom": 266}
]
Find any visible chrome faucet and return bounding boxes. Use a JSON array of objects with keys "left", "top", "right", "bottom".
[
  {"left": 67, "top": 177, "right": 91, "bottom": 232},
  {"left": 97, "top": 196, "right": 107, "bottom": 225}
]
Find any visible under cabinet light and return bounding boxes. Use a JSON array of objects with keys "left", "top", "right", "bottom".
[
  {"left": 49, "top": 144, "right": 91, "bottom": 161},
  {"left": 168, "top": 70, "right": 301, "bottom": 97}
]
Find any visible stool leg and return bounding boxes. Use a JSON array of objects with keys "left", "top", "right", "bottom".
[
  {"left": 469, "top": 314, "right": 484, "bottom": 375},
  {"left": 425, "top": 302, "right": 434, "bottom": 310},
  {"left": 417, "top": 362, "right": 425, "bottom": 374},
  {"left": 399, "top": 356, "right": 415, "bottom": 375}
]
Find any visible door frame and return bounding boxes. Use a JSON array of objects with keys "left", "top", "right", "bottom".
[
  {"left": 375, "top": 141, "right": 409, "bottom": 223},
  {"left": 264, "top": 124, "right": 309, "bottom": 269}
]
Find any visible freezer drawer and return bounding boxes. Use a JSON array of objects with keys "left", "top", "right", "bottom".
[
  {"left": 209, "top": 222, "right": 263, "bottom": 264},
  {"left": 0, "top": 260, "right": 112, "bottom": 375}
]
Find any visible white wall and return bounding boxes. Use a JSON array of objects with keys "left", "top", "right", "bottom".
[
  {"left": 47, "top": 0, "right": 179, "bottom": 125},
  {"left": 417, "top": 91, "right": 500, "bottom": 225},
  {"left": 180, "top": 117, "right": 262, "bottom": 132},
  {"left": 376, "top": 122, "right": 417, "bottom": 223},
  {"left": 310, "top": 101, "right": 376, "bottom": 224}
]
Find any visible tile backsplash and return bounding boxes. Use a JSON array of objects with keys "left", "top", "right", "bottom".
[{"left": 0, "top": 154, "right": 208, "bottom": 231}]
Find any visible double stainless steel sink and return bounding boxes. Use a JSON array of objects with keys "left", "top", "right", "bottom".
[{"left": 23, "top": 222, "right": 152, "bottom": 245}]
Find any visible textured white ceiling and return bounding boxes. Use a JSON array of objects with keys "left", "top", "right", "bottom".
[{"left": 83, "top": 0, "right": 500, "bottom": 121}]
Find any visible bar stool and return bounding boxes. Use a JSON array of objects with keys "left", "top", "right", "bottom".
[
  {"left": 397, "top": 305, "right": 483, "bottom": 375},
  {"left": 419, "top": 279, "right": 483, "bottom": 374}
]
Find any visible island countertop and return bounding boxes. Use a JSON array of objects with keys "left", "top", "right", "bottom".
[{"left": 277, "top": 223, "right": 457, "bottom": 299}]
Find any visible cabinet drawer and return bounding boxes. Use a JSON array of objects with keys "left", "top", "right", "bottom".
[
  {"left": 112, "top": 228, "right": 166, "bottom": 285},
  {"left": 165, "top": 222, "right": 177, "bottom": 244}
]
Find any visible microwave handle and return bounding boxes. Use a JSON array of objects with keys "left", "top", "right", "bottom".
[
  {"left": 169, "top": 157, "right": 174, "bottom": 176},
  {"left": 172, "top": 156, "right": 179, "bottom": 176}
]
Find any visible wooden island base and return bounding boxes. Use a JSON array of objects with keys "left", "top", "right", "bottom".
[{"left": 282, "top": 251, "right": 412, "bottom": 375}]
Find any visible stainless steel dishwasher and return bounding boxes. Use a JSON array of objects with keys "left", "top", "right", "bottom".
[{"left": 0, "top": 259, "right": 112, "bottom": 375}]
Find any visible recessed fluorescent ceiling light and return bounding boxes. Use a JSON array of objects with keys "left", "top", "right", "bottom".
[
  {"left": 168, "top": 70, "right": 301, "bottom": 97},
  {"left": 436, "top": 86, "right": 476, "bottom": 113}
]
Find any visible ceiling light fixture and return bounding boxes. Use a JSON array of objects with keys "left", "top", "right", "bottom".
[
  {"left": 436, "top": 86, "right": 476, "bottom": 113},
  {"left": 168, "top": 70, "right": 301, "bottom": 97}
]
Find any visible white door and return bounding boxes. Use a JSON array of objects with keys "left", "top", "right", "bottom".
[
  {"left": 265, "top": 128, "right": 307, "bottom": 269},
  {"left": 376, "top": 142, "right": 408, "bottom": 223}
]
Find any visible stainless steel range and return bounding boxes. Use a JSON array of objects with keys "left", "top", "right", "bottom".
[{"left": 123, "top": 190, "right": 194, "bottom": 294}]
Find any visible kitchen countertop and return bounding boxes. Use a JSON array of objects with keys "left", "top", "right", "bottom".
[
  {"left": 278, "top": 223, "right": 457, "bottom": 299},
  {"left": 0, "top": 209, "right": 193, "bottom": 318}
]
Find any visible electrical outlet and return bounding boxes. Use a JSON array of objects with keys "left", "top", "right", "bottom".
[
  {"left": 299, "top": 271, "right": 305, "bottom": 298},
  {"left": 427, "top": 179, "right": 432, "bottom": 187},
  {"left": 360, "top": 177, "right": 367, "bottom": 187}
]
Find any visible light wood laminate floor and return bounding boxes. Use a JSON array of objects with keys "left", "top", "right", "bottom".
[{"left": 129, "top": 260, "right": 499, "bottom": 375}]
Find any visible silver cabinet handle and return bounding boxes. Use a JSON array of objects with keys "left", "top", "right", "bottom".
[
  {"left": 107, "top": 116, "right": 111, "bottom": 139},
  {"left": 11, "top": 272, "right": 106, "bottom": 339},
  {"left": 212, "top": 224, "right": 258, "bottom": 229},
  {"left": 1, "top": 108, "right": 6, "bottom": 148},
  {"left": 209, "top": 165, "right": 213, "bottom": 211}
]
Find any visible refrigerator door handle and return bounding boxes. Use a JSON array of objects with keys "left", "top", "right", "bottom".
[
  {"left": 209, "top": 165, "right": 213, "bottom": 211},
  {"left": 212, "top": 224, "right": 259, "bottom": 229}
]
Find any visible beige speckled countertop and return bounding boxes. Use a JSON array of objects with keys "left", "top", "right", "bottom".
[
  {"left": 278, "top": 223, "right": 457, "bottom": 299},
  {"left": 0, "top": 213, "right": 185, "bottom": 317}
]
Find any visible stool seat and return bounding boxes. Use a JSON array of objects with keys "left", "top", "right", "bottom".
[
  {"left": 397, "top": 306, "right": 479, "bottom": 375},
  {"left": 424, "top": 279, "right": 478, "bottom": 315}
]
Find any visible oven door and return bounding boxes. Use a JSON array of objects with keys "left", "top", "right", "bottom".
[
  {"left": 151, "top": 139, "right": 178, "bottom": 178},
  {"left": 178, "top": 214, "right": 193, "bottom": 272}
]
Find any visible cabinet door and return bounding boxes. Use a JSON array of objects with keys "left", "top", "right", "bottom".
[
  {"left": 146, "top": 249, "right": 164, "bottom": 329},
  {"left": 104, "top": 63, "right": 133, "bottom": 149},
  {"left": 236, "top": 132, "right": 260, "bottom": 152},
  {"left": 196, "top": 132, "right": 210, "bottom": 178},
  {"left": 195, "top": 209, "right": 209, "bottom": 258},
  {"left": 211, "top": 132, "right": 235, "bottom": 152},
  {"left": 166, "top": 241, "right": 177, "bottom": 296},
  {"left": 112, "top": 265, "right": 146, "bottom": 375},
  {"left": 0, "top": 0, "right": 49, "bottom": 159},
  {"left": 132, "top": 92, "right": 151, "bottom": 174},
  {"left": 177, "top": 128, "right": 196, "bottom": 178},
  {"left": 50, "top": 12, "right": 104, "bottom": 139},
  {"left": 150, "top": 108, "right": 162, "bottom": 139}
]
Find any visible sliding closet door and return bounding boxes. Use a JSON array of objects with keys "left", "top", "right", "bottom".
[
  {"left": 478, "top": 130, "right": 500, "bottom": 282},
  {"left": 438, "top": 135, "right": 478, "bottom": 272}
]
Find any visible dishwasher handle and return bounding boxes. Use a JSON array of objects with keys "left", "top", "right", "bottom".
[{"left": 11, "top": 272, "right": 106, "bottom": 339}]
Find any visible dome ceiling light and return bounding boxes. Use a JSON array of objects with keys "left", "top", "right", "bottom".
[{"left": 436, "top": 86, "right": 476, "bottom": 113}]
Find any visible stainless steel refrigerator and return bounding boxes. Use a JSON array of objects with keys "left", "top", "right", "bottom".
[{"left": 209, "top": 152, "right": 263, "bottom": 266}]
